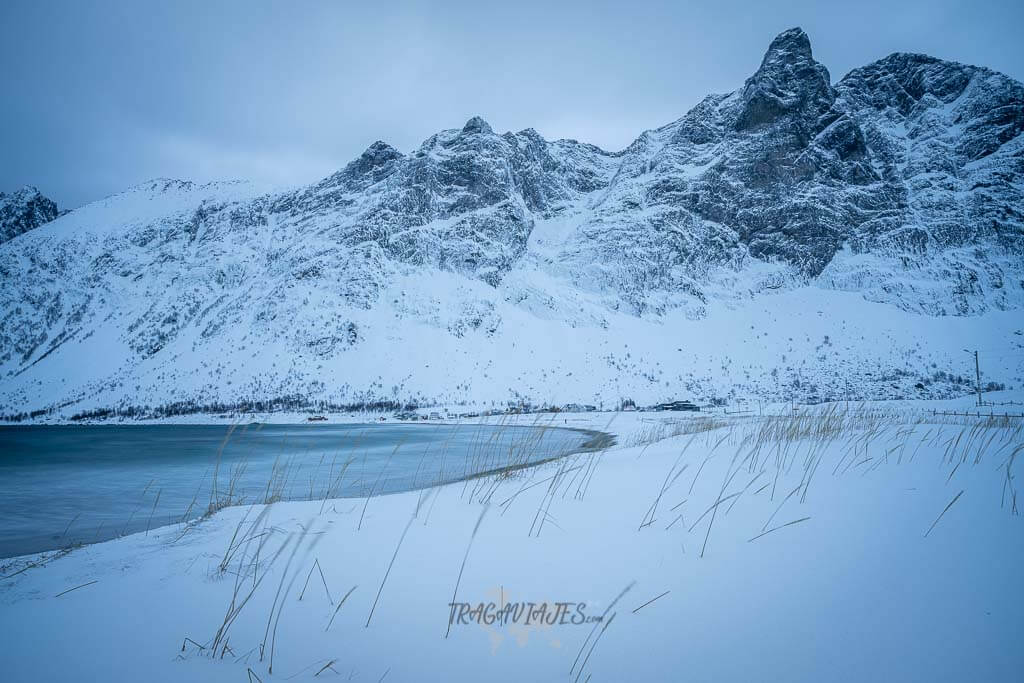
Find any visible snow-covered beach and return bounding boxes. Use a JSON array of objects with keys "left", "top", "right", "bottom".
[{"left": 2, "top": 397, "right": 1020, "bottom": 681}]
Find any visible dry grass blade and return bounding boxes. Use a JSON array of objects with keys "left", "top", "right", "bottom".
[
  {"left": 570, "top": 580, "right": 633, "bottom": 678},
  {"left": 54, "top": 580, "right": 97, "bottom": 597},
  {"left": 632, "top": 590, "right": 670, "bottom": 613},
  {"left": 445, "top": 504, "right": 489, "bottom": 638},
  {"left": 181, "top": 637, "right": 206, "bottom": 652},
  {"left": 326, "top": 584, "right": 358, "bottom": 632},
  {"left": 925, "top": 490, "right": 965, "bottom": 538},
  {"left": 298, "top": 558, "right": 333, "bottom": 604},
  {"left": 574, "top": 612, "right": 616, "bottom": 683},
  {"left": 366, "top": 512, "right": 416, "bottom": 627},
  {"left": 687, "top": 491, "right": 741, "bottom": 533},
  {"left": 314, "top": 659, "right": 337, "bottom": 677},
  {"left": 747, "top": 516, "right": 811, "bottom": 543}
]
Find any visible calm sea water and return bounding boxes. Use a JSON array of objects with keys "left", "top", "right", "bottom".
[{"left": 0, "top": 422, "right": 589, "bottom": 558}]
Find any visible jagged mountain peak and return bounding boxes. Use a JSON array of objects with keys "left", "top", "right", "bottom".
[
  {"left": 838, "top": 50, "right": 1024, "bottom": 123},
  {"left": 2, "top": 185, "right": 42, "bottom": 199},
  {"left": 754, "top": 26, "right": 826, "bottom": 83},
  {"left": 348, "top": 140, "right": 404, "bottom": 174},
  {"left": 735, "top": 27, "right": 833, "bottom": 131},
  {"left": 461, "top": 116, "right": 494, "bottom": 135},
  {"left": 762, "top": 27, "right": 813, "bottom": 63},
  {"left": 365, "top": 139, "right": 400, "bottom": 154},
  {"left": 0, "top": 186, "right": 59, "bottom": 244}
]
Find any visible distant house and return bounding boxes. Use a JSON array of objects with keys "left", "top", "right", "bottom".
[
  {"left": 307, "top": 415, "right": 328, "bottom": 422},
  {"left": 653, "top": 401, "right": 700, "bottom": 412}
]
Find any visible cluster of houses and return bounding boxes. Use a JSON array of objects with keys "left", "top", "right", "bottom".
[
  {"left": 389, "top": 400, "right": 700, "bottom": 421},
  {"left": 393, "top": 410, "right": 488, "bottom": 421},
  {"left": 306, "top": 399, "right": 702, "bottom": 423}
]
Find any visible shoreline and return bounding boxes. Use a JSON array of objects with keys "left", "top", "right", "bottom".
[
  {"left": 2, "top": 388, "right": 1021, "bottom": 428},
  {"left": 0, "top": 422, "right": 616, "bottom": 562}
]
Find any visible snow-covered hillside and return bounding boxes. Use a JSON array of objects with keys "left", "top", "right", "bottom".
[{"left": 1, "top": 28, "right": 1022, "bottom": 419}]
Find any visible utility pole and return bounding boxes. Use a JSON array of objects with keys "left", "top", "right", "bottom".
[
  {"left": 964, "top": 349, "right": 983, "bottom": 407},
  {"left": 974, "top": 350, "right": 982, "bottom": 407}
]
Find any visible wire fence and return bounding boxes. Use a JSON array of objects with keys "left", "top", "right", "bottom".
[{"left": 931, "top": 409, "right": 1024, "bottom": 419}]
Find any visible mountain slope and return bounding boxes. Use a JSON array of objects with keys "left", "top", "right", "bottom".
[{"left": 1, "top": 29, "right": 1022, "bottom": 418}]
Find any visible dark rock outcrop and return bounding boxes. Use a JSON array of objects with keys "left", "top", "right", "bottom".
[{"left": 0, "top": 186, "right": 59, "bottom": 244}]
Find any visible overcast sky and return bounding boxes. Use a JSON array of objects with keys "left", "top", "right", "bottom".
[{"left": 2, "top": 0, "right": 1022, "bottom": 209}]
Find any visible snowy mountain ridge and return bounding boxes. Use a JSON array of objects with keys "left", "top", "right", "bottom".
[{"left": 2, "top": 28, "right": 1022, "bottom": 418}]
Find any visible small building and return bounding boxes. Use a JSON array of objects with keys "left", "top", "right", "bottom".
[{"left": 653, "top": 401, "right": 700, "bottom": 412}]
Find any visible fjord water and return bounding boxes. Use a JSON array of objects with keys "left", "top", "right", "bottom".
[{"left": 0, "top": 422, "right": 589, "bottom": 559}]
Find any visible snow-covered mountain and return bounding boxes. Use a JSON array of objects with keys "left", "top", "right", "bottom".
[
  {"left": 2, "top": 28, "right": 1022, "bottom": 419},
  {"left": 0, "top": 186, "right": 59, "bottom": 244}
]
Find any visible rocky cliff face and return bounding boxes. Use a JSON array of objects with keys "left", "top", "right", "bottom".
[
  {"left": 558, "top": 27, "right": 1023, "bottom": 315},
  {"left": 824, "top": 51, "right": 1024, "bottom": 314},
  {"left": 1, "top": 28, "right": 1022, "bottom": 415},
  {"left": 0, "top": 186, "right": 59, "bottom": 244}
]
